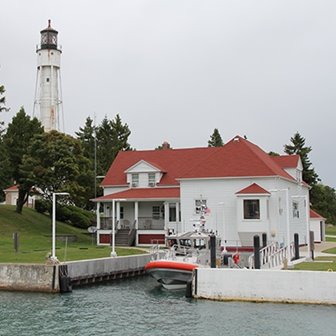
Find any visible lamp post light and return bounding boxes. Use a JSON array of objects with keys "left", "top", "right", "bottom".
[
  {"left": 111, "top": 198, "right": 126, "bottom": 257},
  {"left": 52, "top": 192, "right": 69, "bottom": 262}
]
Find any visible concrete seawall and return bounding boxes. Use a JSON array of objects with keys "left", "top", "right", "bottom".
[
  {"left": 0, "top": 264, "right": 59, "bottom": 293},
  {"left": 66, "top": 254, "right": 152, "bottom": 286},
  {"left": 0, "top": 254, "right": 152, "bottom": 293},
  {"left": 194, "top": 268, "right": 336, "bottom": 305}
]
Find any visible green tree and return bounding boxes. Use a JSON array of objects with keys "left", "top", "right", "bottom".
[
  {"left": 0, "top": 85, "right": 11, "bottom": 201},
  {"left": 310, "top": 184, "right": 336, "bottom": 225},
  {"left": 284, "top": 132, "right": 319, "bottom": 186},
  {"left": 0, "top": 85, "right": 9, "bottom": 114},
  {"left": 21, "top": 130, "right": 93, "bottom": 209},
  {"left": 208, "top": 128, "right": 224, "bottom": 147},
  {"left": 96, "top": 114, "right": 132, "bottom": 174},
  {"left": 76, "top": 117, "right": 97, "bottom": 202},
  {"left": 75, "top": 116, "right": 96, "bottom": 164},
  {"left": 4, "top": 108, "right": 44, "bottom": 213}
]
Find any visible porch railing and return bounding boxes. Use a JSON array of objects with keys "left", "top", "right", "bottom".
[{"left": 138, "top": 217, "right": 164, "bottom": 230}]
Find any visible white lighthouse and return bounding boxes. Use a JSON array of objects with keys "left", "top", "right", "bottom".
[{"left": 34, "top": 20, "right": 63, "bottom": 132}]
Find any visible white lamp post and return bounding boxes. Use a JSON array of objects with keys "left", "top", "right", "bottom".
[
  {"left": 111, "top": 198, "right": 126, "bottom": 257},
  {"left": 52, "top": 192, "right": 69, "bottom": 261},
  {"left": 218, "top": 202, "right": 227, "bottom": 252}
]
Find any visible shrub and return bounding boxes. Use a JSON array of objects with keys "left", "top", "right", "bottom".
[
  {"left": 35, "top": 199, "right": 50, "bottom": 214},
  {"left": 69, "top": 211, "right": 91, "bottom": 229}
]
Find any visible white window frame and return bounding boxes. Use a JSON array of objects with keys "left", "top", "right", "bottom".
[
  {"left": 292, "top": 201, "right": 300, "bottom": 218},
  {"left": 148, "top": 173, "right": 156, "bottom": 187},
  {"left": 131, "top": 173, "right": 139, "bottom": 187},
  {"left": 243, "top": 199, "right": 260, "bottom": 220}
]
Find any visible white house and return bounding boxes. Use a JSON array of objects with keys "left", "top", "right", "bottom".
[
  {"left": 93, "top": 135, "right": 320, "bottom": 249},
  {"left": 309, "top": 209, "right": 326, "bottom": 243},
  {"left": 3, "top": 185, "right": 36, "bottom": 208}
]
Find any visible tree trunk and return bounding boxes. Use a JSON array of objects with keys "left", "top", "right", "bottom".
[{"left": 16, "top": 188, "right": 28, "bottom": 214}]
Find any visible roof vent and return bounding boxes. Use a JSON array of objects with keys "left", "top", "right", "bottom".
[{"left": 233, "top": 137, "right": 240, "bottom": 142}]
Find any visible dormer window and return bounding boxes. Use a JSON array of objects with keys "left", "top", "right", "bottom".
[
  {"left": 131, "top": 173, "right": 139, "bottom": 187},
  {"left": 148, "top": 173, "right": 156, "bottom": 187},
  {"left": 296, "top": 169, "right": 302, "bottom": 183}
]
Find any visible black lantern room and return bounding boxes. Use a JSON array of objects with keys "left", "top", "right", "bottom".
[{"left": 40, "top": 20, "right": 58, "bottom": 50}]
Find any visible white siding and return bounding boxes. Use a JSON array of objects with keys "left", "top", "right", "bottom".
[{"left": 180, "top": 177, "right": 309, "bottom": 247}]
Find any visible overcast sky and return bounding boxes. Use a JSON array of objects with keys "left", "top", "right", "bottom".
[{"left": 1, "top": 0, "right": 335, "bottom": 187}]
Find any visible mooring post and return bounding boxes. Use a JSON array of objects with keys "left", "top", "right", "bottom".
[
  {"left": 253, "top": 235, "right": 261, "bottom": 269},
  {"left": 262, "top": 232, "right": 267, "bottom": 248},
  {"left": 210, "top": 234, "right": 216, "bottom": 268},
  {"left": 294, "top": 233, "right": 300, "bottom": 260},
  {"left": 13, "top": 232, "right": 19, "bottom": 253}
]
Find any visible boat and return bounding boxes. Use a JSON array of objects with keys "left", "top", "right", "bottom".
[{"left": 145, "top": 217, "right": 221, "bottom": 289}]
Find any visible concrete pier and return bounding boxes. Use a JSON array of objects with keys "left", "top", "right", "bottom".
[
  {"left": 0, "top": 264, "right": 59, "bottom": 293},
  {"left": 193, "top": 268, "right": 336, "bottom": 305}
]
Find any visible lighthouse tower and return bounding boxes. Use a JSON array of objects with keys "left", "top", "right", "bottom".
[{"left": 34, "top": 20, "right": 63, "bottom": 132}]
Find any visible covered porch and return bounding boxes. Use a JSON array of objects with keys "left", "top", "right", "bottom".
[{"left": 94, "top": 187, "right": 181, "bottom": 246}]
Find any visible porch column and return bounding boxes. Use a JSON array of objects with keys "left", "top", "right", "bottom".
[
  {"left": 96, "top": 202, "right": 101, "bottom": 229},
  {"left": 164, "top": 202, "right": 169, "bottom": 231},
  {"left": 116, "top": 201, "right": 121, "bottom": 229},
  {"left": 135, "top": 201, "right": 139, "bottom": 230},
  {"left": 176, "top": 201, "right": 180, "bottom": 234}
]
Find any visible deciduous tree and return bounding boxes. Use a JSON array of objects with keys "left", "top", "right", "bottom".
[
  {"left": 21, "top": 130, "right": 93, "bottom": 209},
  {"left": 310, "top": 184, "right": 336, "bottom": 225}
]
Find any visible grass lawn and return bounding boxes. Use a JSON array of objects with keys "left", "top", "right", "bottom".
[
  {"left": 326, "top": 225, "right": 336, "bottom": 235},
  {"left": 0, "top": 205, "right": 147, "bottom": 264},
  {"left": 326, "top": 236, "right": 336, "bottom": 242},
  {"left": 294, "top": 256, "right": 336, "bottom": 271}
]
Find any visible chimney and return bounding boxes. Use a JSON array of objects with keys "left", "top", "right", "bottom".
[{"left": 162, "top": 141, "right": 170, "bottom": 150}]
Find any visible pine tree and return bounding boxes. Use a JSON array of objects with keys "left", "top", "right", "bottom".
[
  {"left": 76, "top": 117, "right": 96, "bottom": 167},
  {"left": 284, "top": 132, "right": 319, "bottom": 186},
  {"left": 96, "top": 114, "right": 132, "bottom": 175},
  {"left": 208, "top": 128, "right": 224, "bottom": 147}
]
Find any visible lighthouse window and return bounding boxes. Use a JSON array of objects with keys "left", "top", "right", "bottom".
[{"left": 46, "top": 78, "right": 50, "bottom": 82}]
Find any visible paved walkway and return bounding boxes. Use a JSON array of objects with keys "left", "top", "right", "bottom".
[{"left": 300, "top": 240, "right": 336, "bottom": 258}]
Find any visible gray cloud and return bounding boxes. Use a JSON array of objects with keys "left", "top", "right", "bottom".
[{"left": 1, "top": 0, "right": 335, "bottom": 187}]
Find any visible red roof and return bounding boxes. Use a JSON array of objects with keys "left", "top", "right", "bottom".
[
  {"left": 271, "top": 155, "right": 300, "bottom": 168},
  {"left": 101, "top": 136, "right": 296, "bottom": 187},
  {"left": 93, "top": 187, "right": 180, "bottom": 201},
  {"left": 236, "top": 183, "right": 270, "bottom": 195},
  {"left": 4, "top": 185, "right": 18, "bottom": 192},
  {"left": 310, "top": 209, "right": 325, "bottom": 220},
  {"left": 102, "top": 147, "right": 218, "bottom": 186}
]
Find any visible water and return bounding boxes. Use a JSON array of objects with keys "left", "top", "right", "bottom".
[{"left": 0, "top": 276, "right": 335, "bottom": 336}]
